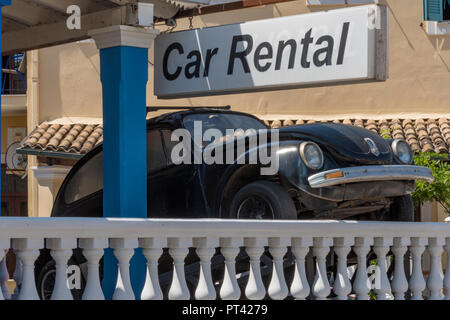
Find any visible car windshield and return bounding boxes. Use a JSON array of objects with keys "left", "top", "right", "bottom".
[
  {"left": 183, "top": 113, "right": 266, "bottom": 135},
  {"left": 183, "top": 113, "right": 267, "bottom": 147}
]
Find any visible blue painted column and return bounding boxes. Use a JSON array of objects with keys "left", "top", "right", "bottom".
[
  {"left": 89, "top": 25, "right": 159, "bottom": 299},
  {"left": 0, "top": 1, "right": 11, "bottom": 215}
]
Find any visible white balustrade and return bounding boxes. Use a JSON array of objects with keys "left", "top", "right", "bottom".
[
  {"left": 391, "top": 237, "right": 410, "bottom": 300},
  {"left": 79, "top": 238, "right": 108, "bottom": 300},
  {"left": 0, "top": 218, "right": 448, "bottom": 300},
  {"left": 219, "top": 238, "right": 242, "bottom": 300},
  {"left": 267, "top": 237, "right": 289, "bottom": 300},
  {"left": 333, "top": 237, "right": 353, "bottom": 300},
  {"left": 0, "top": 242, "right": 10, "bottom": 300},
  {"left": 168, "top": 237, "right": 191, "bottom": 300},
  {"left": 194, "top": 237, "right": 218, "bottom": 300},
  {"left": 244, "top": 237, "right": 267, "bottom": 300},
  {"left": 373, "top": 237, "right": 393, "bottom": 300},
  {"left": 0, "top": 257, "right": 10, "bottom": 300},
  {"left": 353, "top": 237, "right": 373, "bottom": 300},
  {"left": 139, "top": 237, "right": 166, "bottom": 300},
  {"left": 312, "top": 237, "right": 332, "bottom": 300},
  {"left": 47, "top": 238, "right": 77, "bottom": 300},
  {"left": 409, "top": 237, "right": 427, "bottom": 300},
  {"left": 13, "top": 253, "right": 22, "bottom": 299},
  {"left": 426, "top": 237, "right": 444, "bottom": 300},
  {"left": 110, "top": 238, "right": 138, "bottom": 300},
  {"left": 290, "top": 237, "right": 312, "bottom": 300},
  {"left": 12, "top": 238, "right": 43, "bottom": 300}
]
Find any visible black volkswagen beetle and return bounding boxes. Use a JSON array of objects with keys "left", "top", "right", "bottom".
[
  {"left": 35, "top": 108, "right": 433, "bottom": 299},
  {"left": 52, "top": 108, "right": 433, "bottom": 221}
]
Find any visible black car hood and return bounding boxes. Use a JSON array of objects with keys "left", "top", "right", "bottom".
[{"left": 279, "top": 123, "right": 392, "bottom": 165}]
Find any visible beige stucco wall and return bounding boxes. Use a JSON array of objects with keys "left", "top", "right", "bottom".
[
  {"left": 38, "top": 41, "right": 102, "bottom": 120},
  {"left": 35, "top": 0, "right": 450, "bottom": 122},
  {"left": 29, "top": 0, "right": 450, "bottom": 217}
]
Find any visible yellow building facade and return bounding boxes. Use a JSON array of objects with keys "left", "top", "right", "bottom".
[{"left": 23, "top": 0, "right": 449, "bottom": 219}]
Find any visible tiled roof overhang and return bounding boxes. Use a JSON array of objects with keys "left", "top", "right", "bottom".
[
  {"left": 264, "top": 118, "right": 450, "bottom": 154},
  {"left": 17, "top": 122, "right": 103, "bottom": 160},
  {"left": 17, "top": 117, "right": 450, "bottom": 160}
]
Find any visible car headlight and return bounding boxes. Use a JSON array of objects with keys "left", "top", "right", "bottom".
[
  {"left": 392, "top": 139, "right": 413, "bottom": 164},
  {"left": 299, "top": 142, "right": 324, "bottom": 169}
]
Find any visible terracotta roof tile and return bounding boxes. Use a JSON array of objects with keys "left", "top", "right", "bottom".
[
  {"left": 21, "top": 122, "right": 103, "bottom": 155},
  {"left": 265, "top": 118, "right": 450, "bottom": 154},
  {"left": 21, "top": 118, "right": 450, "bottom": 157},
  {"left": 283, "top": 119, "right": 294, "bottom": 127}
]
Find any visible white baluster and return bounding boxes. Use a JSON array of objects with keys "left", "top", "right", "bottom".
[
  {"left": 444, "top": 238, "right": 450, "bottom": 300},
  {"left": 12, "top": 238, "right": 43, "bottom": 300},
  {"left": 194, "top": 237, "right": 218, "bottom": 300},
  {"left": 0, "top": 259, "right": 10, "bottom": 300},
  {"left": 219, "top": 238, "right": 242, "bottom": 300},
  {"left": 110, "top": 238, "right": 138, "bottom": 300},
  {"left": 373, "top": 237, "right": 393, "bottom": 300},
  {"left": 168, "top": 237, "right": 191, "bottom": 300},
  {"left": 312, "top": 237, "right": 332, "bottom": 300},
  {"left": 409, "top": 237, "right": 427, "bottom": 300},
  {"left": 333, "top": 237, "right": 354, "bottom": 300},
  {"left": 353, "top": 237, "right": 373, "bottom": 300},
  {"left": 0, "top": 251, "right": 11, "bottom": 300},
  {"left": 244, "top": 237, "right": 267, "bottom": 300},
  {"left": 267, "top": 237, "right": 289, "bottom": 300},
  {"left": 13, "top": 252, "right": 22, "bottom": 299},
  {"left": 427, "top": 237, "right": 444, "bottom": 300},
  {"left": 79, "top": 238, "right": 108, "bottom": 300},
  {"left": 0, "top": 244, "right": 11, "bottom": 300},
  {"left": 139, "top": 238, "right": 166, "bottom": 300},
  {"left": 47, "top": 238, "right": 76, "bottom": 300},
  {"left": 391, "top": 237, "right": 410, "bottom": 300},
  {"left": 290, "top": 237, "right": 312, "bottom": 300}
]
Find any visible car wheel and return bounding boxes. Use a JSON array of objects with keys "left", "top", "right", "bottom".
[
  {"left": 227, "top": 180, "right": 297, "bottom": 298},
  {"left": 229, "top": 180, "right": 297, "bottom": 220},
  {"left": 36, "top": 260, "right": 56, "bottom": 300},
  {"left": 36, "top": 258, "right": 86, "bottom": 300}
]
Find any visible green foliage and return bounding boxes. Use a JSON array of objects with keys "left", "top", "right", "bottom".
[
  {"left": 412, "top": 152, "right": 450, "bottom": 215},
  {"left": 380, "top": 128, "right": 392, "bottom": 139}
]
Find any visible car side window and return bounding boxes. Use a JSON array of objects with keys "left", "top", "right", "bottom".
[
  {"left": 161, "top": 129, "right": 179, "bottom": 165},
  {"left": 147, "top": 129, "right": 167, "bottom": 172},
  {"left": 64, "top": 152, "right": 103, "bottom": 204}
]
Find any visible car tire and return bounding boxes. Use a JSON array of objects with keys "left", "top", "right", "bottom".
[
  {"left": 229, "top": 180, "right": 297, "bottom": 220},
  {"left": 36, "top": 259, "right": 56, "bottom": 300},
  {"left": 389, "top": 195, "right": 415, "bottom": 222}
]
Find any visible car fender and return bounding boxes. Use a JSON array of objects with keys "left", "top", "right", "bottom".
[{"left": 215, "top": 140, "right": 308, "bottom": 216}]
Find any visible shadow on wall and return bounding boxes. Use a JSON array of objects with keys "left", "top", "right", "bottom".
[
  {"left": 39, "top": 47, "right": 62, "bottom": 121},
  {"left": 425, "top": 34, "right": 450, "bottom": 73},
  {"left": 427, "top": 35, "right": 450, "bottom": 51},
  {"left": 78, "top": 41, "right": 100, "bottom": 76},
  {"left": 199, "top": 5, "right": 276, "bottom": 26}
]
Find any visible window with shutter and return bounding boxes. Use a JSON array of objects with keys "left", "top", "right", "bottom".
[{"left": 424, "top": 0, "right": 444, "bottom": 21}]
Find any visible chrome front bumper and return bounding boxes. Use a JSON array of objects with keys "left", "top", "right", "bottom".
[{"left": 308, "top": 165, "right": 434, "bottom": 188}]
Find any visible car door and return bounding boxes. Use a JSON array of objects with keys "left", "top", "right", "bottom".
[
  {"left": 52, "top": 149, "right": 103, "bottom": 217},
  {"left": 147, "top": 128, "right": 203, "bottom": 218}
]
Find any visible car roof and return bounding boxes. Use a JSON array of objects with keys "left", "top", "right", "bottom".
[
  {"left": 146, "top": 108, "right": 266, "bottom": 127},
  {"left": 86, "top": 108, "right": 267, "bottom": 155}
]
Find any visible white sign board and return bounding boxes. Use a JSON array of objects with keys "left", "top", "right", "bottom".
[{"left": 154, "top": 5, "right": 387, "bottom": 98}]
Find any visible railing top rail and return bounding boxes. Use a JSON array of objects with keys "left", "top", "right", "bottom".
[{"left": 0, "top": 217, "right": 449, "bottom": 239}]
